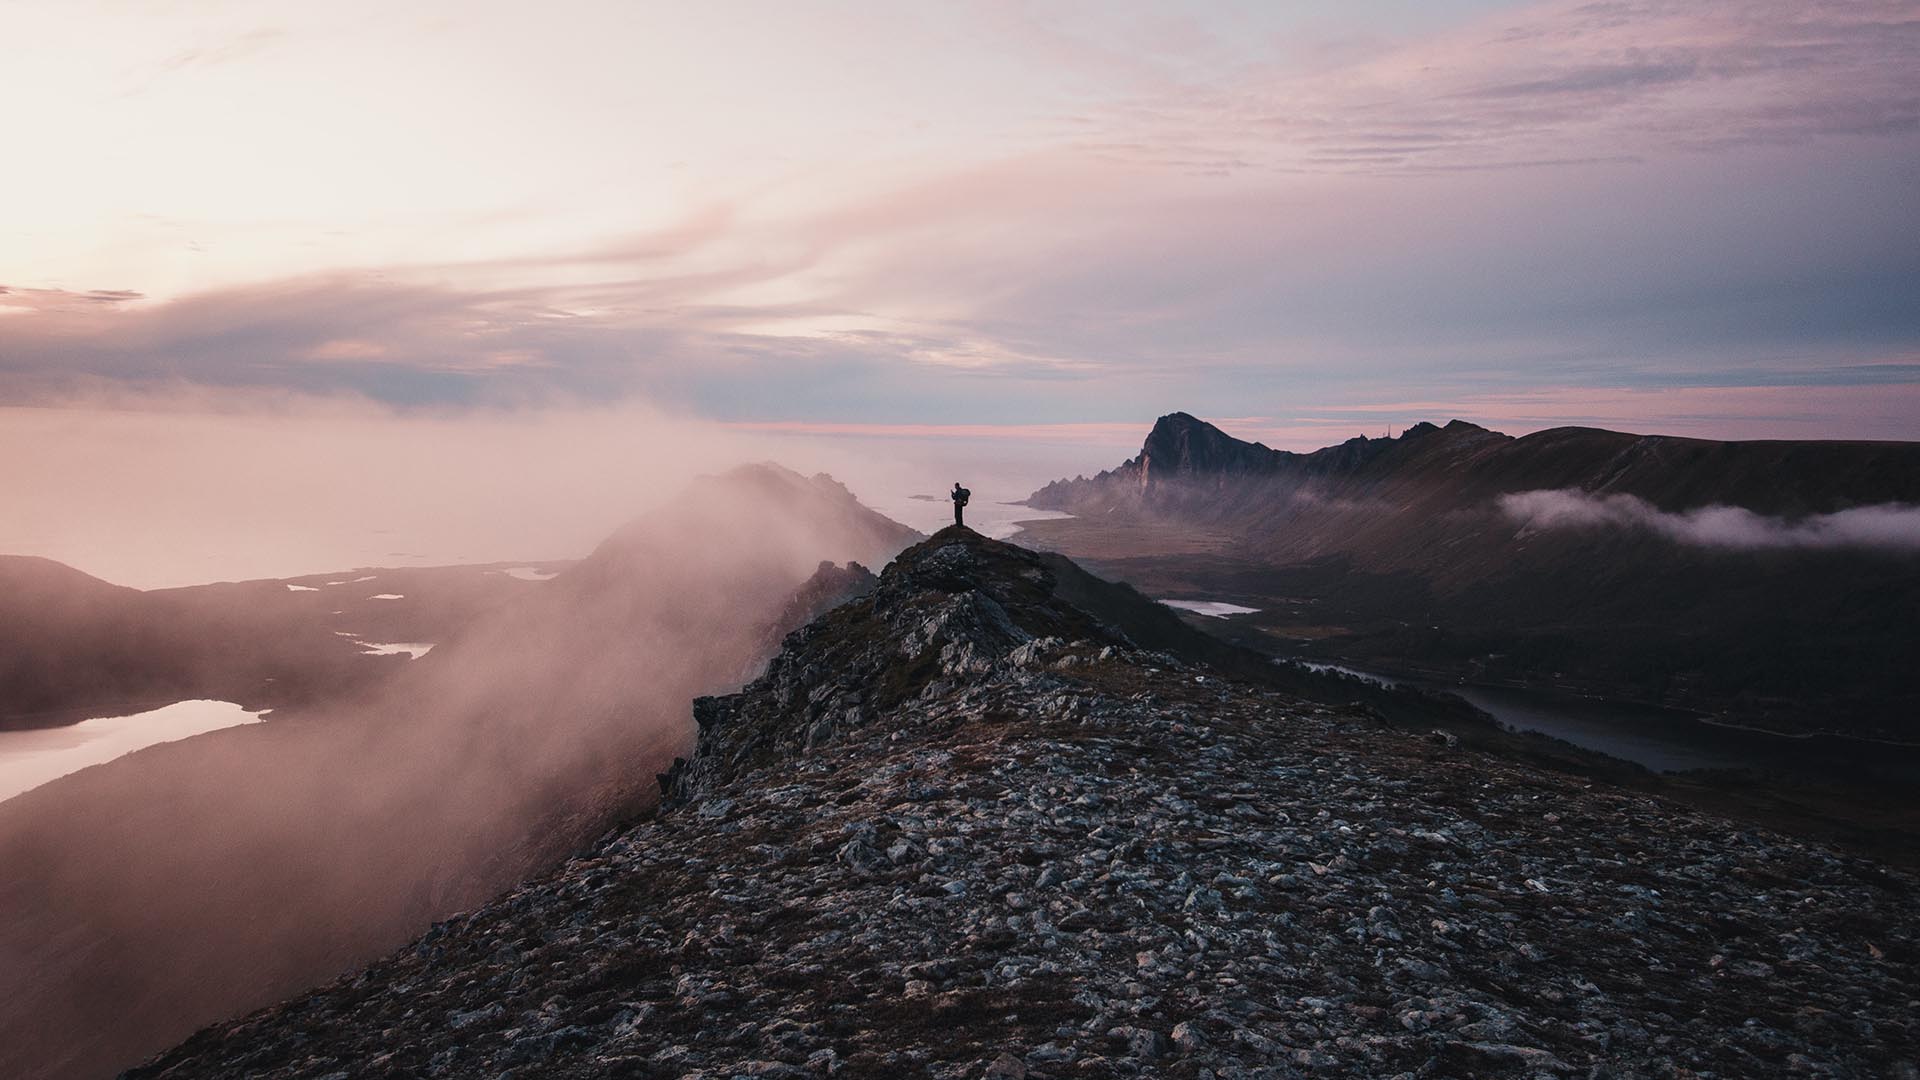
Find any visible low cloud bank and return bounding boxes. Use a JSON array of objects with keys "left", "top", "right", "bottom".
[
  {"left": 0, "top": 463, "right": 917, "bottom": 1080},
  {"left": 1500, "top": 489, "right": 1920, "bottom": 552},
  {"left": 0, "top": 391, "right": 1085, "bottom": 589}
]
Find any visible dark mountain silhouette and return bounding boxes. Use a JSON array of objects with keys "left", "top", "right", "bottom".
[
  {"left": 0, "top": 548, "right": 588, "bottom": 734},
  {"left": 0, "top": 465, "right": 917, "bottom": 1080},
  {"left": 1025, "top": 414, "right": 1920, "bottom": 740},
  {"left": 0, "top": 557, "right": 406, "bottom": 729},
  {"left": 1035, "top": 411, "right": 1920, "bottom": 524}
]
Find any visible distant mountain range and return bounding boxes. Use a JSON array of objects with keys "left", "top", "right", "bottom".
[
  {"left": 0, "top": 556, "right": 406, "bottom": 729},
  {"left": 1025, "top": 413, "right": 1920, "bottom": 739}
]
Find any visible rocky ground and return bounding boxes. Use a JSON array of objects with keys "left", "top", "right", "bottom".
[{"left": 128, "top": 529, "right": 1919, "bottom": 1079}]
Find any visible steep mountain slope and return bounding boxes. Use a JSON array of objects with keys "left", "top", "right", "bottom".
[
  {"left": 1024, "top": 414, "right": 1920, "bottom": 738},
  {"left": 0, "top": 466, "right": 916, "bottom": 1080},
  {"left": 129, "top": 529, "right": 1920, "bottom": 1079}
]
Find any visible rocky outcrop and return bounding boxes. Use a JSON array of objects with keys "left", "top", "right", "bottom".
[
  {"left": 658, "top": 530, "right": 1126, "bottom": 805},
  {"left": 128, "top": 530, "right": 1920, "bottom": 1079},
  {"left": 747, "top": 560, "right": 881, "bottom": 662}
]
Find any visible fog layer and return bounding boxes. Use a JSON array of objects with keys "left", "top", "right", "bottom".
[
  {"left": 1501, "top": 489, "right": 1920, "bottom": 552},
  {"left": 0, "top": 396, "right": 1118, "bottom": 588},
  {"left": 0, "top": 464, "right": 915, "bottom": 1080}
]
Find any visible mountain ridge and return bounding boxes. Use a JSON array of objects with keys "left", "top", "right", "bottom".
[
  {"left": 125, "top": 527, "right": 1920, "bottom": 1079},
  {"left": 1033, "top": 411, "right": 1920, "bottom": 518},
  {"left": 1019, "top": 413, "right": 1920, "bottom": 740}
]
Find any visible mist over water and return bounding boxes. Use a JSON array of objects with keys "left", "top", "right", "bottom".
[{"left": 0, "top": 396, "right": 1120, "bottom": 1080}]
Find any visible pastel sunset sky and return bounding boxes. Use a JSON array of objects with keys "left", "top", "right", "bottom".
[{"left": 4, "top": 0, "right": 1915, "bottom": 447}]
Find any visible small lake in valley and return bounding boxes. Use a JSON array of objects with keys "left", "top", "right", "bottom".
[
  {"left": 0, "top": 700, "right": 265, "bottom": 804},
  {"left": 1288, "top": 660, "right": 1918, "bottom": 778}
]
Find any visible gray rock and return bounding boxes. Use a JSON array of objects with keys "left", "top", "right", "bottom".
[
  {"left": 983, "top": 1051, "right": 1027, "bottom": 1079},
  {"left": 1170, "top": 1021, "right": 1205, "bottom": 1053},
  {"left": 1107, "top": 1025, "right": 1167, "bottom": 1060}
]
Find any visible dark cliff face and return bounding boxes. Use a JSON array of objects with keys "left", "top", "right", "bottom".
[
  {"left": 125, "top": 529, "right": 1920, "bottom": 1080},
  {"left": 1136, "top": 412, "right": 1283, "bottom": 483}
]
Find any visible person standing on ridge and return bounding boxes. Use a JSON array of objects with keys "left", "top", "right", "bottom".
[{"left": 951, "top": 482, "right": 971, "bottom": 528}]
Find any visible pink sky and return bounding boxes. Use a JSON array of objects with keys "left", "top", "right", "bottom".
[
  {"left": 2, "top": 0, "right": 1915, "bottom": 439},
  {"left": 1, "top": 0, "right": 1917, "bottom": 583}
]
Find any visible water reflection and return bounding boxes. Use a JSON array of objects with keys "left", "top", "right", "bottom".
[
  {"left": 1162, "top": 599, "right": 1262, "bottom": 618},
  {"left": 1290, "top": 660, "right": 1764, "bottom": 773},
  {"left": 0, "top": 700, "right": 264, "bottom": 804}
]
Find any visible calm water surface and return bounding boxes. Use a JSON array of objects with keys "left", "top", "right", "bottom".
[
  {"left": 1288, "top": 661, "right": 1872, "bottom": 775},
  {"left": 0, "top": 700, "right": 264, "bottom": 804}
]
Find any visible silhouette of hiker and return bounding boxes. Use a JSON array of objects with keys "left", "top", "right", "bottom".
[{"left": 951, "top": 482, "right": 971, "bottom": 527}]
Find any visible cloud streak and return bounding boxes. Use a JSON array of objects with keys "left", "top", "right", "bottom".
[
  {"left": 1501, "top": 489, "right": 1920, "bottom": 551},
  {"left": 1084, "top": 0, "right": 1920, "bottom": 175},
  {"left": 0, "top": 1, "right": 1915, "bottom": 435}
]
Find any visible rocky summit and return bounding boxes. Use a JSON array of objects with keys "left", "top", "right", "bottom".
[{"left": 128, "top": 529, "right": 1918, "bottom": 1079}]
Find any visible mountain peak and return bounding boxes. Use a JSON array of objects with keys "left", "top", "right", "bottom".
[
  {"left": 1139, "top": 412, "right": 1279, "bottom": 480},
  {"left": 660, "top": 527, "right": 1138, "bottom": 800}
]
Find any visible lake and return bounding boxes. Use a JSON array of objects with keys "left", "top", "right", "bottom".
[
  {"left": 1288, "top": 660, "right": 1919, "bottom": 777},
  {"left": 0, "top": 700, "right": 264, "bottom": 804},
  {"left": 1162, "top": 599, "right": 1263, "bottom": 618}
]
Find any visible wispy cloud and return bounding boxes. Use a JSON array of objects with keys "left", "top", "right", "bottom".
[
  {"left": 1077, "top": 0, "right": 1920, "bottom": 174},
  {"left": 0, "top": 0, "right": 1914, "bottom": 435},
  {"left": 118, "top": 26, "right": 283, "bottom": 97},
  {"left": 1501, "top": 489, "right": 1920, "bottom": 550}
]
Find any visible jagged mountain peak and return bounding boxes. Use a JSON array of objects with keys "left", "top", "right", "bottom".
[
  {"left": 1104, "top": 413, "right": 1510, "bottom": 495},
  {"left": 1138, "top": 412, "right": 1280, "bottom": 479},
  {"left": 1027, "top": 413, "right": 1507, "bottom": 512}
]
